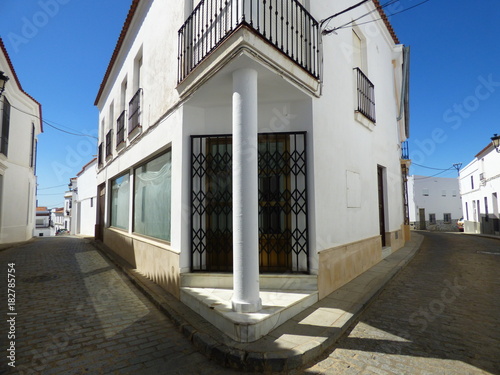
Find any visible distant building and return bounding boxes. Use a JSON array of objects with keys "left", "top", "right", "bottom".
[
  {"left": 51, "top": 207, "right": 65, "bottom": 234},
  {"left": 0, "top": 38, "right": 43, "bottom": 244},
  {"left": 408, "top": 175, "right": 462, "bottom": 231},
  {"left": 459, "top": 142, "right": 500, "bottom": 235},
  {"left": 72, "top": 158, "right": 97, "bottom": 236},
  {"left": 63, "top": 181, "right": 75, "bottom": 232},
  {"left": 35, "top": 207, "right": 52, "bottom": 237}
]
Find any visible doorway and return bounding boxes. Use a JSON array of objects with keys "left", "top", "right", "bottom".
[
  {"left": 419, "top": 208, "right": 426, "bottom": 230},
  {"left": 96, "top": 183, "right": 106, "bottom": 241},
  {"left": 377, "top": 166, "right": 386, "bottom": 247}
]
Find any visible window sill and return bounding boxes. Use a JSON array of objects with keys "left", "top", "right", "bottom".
[
  {"left": 355, "top": 111, "right": 375, "bottom": 131},
  {"left": 116, "top": 140, "right": 126, "bottom": 152},
  {"left": 128, "top": 124, "right": 142, "bottom": 140}
]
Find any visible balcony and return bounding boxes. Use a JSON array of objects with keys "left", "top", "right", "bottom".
[
  {"left": 105, "top": 130, "right": 112, "bottom": 157},
  {"left": 354, "top": 67, "right": 376, "bottom": 123},
  {"left": 116, "top": 110, "right": 126, "bottom": 146},
  {"left": 401, "top": 140, "right": 409, "bottom": 160},
  {"left": 128, "top": 88, "right": 142, "bottom": 135},
  {"left": 178, "top": 0, "right": 320, "bottom": 84}
]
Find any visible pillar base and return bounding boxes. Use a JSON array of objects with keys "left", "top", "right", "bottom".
[{"left": 232, "top": 298, "right": 262, "bottom": 313}]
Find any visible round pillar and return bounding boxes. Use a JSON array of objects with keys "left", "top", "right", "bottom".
[{"left": 231, "top": 68, "right": 262, "bottom": 313}]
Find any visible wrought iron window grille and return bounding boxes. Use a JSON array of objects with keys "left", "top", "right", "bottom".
[{"left": 191, "top": 131, "right": 309, "bottom": 273}]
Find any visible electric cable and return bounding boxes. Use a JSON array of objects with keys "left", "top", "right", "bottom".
[{"left": 3, "top": 99, "right": 98, "bottom": 139}]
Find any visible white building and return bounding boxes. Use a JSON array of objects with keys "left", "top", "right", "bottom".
[
  {"left": 0, "top": 38, "right": 42, "bottom": 244},
  {"left": 459, "top": 141, "right": 500, "bottom": 235},
  {"left": 72, "top": 158, "right": 97, "bottom": 236},
  {"left": 35, "top": 206, "right": 52, "bottom": 237},
  {"left": 408, "top": 175, "right": 462, "bottom": 231},
  {"left": 63, "top": 185, "right": 74, "bottom": 233},
  {"left": 51, "top": 207, "right": 65, "bottom": 234},
  {"left": 94, "top": 0, "right": 410, "bottom": 341}
]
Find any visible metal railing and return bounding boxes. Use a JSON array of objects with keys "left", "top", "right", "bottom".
[
  {"left": 401, "top": 140, "right": 409, "bottom": 160},
  {"left": 116, "top": 110, "right": 126, "bottom": 145},
  {"left": 128, "top": 88, "right": 142, "bottom": 134},
  {"left": 354, "top": 67, "right": 376, "bottom": 123},
  {"left": 105, "top": 130, "right": 112, "bottom": 157},
  {"left": 178, "top": 0, "right": 320, "bottom": 83}
]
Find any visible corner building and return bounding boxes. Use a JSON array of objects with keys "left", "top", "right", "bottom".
[{"left": 95, "top": 0, "right": 410, "bottom": 341}]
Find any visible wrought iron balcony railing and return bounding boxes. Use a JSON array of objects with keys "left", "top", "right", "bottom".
[
  {"left": 354, "top": 67, "right": 376, "bottom": 123},
  {"left": 401, "top": 140, "right": 409, "bottom": 160},
  {"left": 178, "top": 0, "right": 320, "bottom": 83},
  {"left": 105, "top": 130, "right": 112, "bottom": 157},
  {"left": 128, "top": 88, "right": 142, "bottom": 134},
  {"left": 116, "top": 110, "right": 126, "bottom": 146}
]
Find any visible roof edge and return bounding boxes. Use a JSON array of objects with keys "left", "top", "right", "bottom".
[
  {"left": 372, "top": 0, "right": 400, "bottom": 45},
  {"left": 0, "top": 37, "right": 43, "bottom": 132},
  {"left": 94, "top": 0, "right": 141, "bottom": 106}
]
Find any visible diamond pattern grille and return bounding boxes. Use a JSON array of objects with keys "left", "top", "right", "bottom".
[{"left": 191, "top": 132, "right": 308, "bottom": 273}]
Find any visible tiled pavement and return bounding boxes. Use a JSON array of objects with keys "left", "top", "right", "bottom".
[
  {"left": 0, "top": 237, "right": 246, "bottom": 375},
  {"left": 1, "top": 232, "right": 499, "bottom": 374},
  {"left": 298, "top": 232, "right": 500, "bottom": 374}
]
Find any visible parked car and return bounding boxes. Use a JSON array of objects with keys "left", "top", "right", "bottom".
[
  {"left": 56, "top": 229, "right": 69, "bottom": 235},
  {"left": 457, "top": 218, "right": 464, "bottom": 232}
]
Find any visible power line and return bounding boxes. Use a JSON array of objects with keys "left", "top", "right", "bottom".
[
  {"left": 320, "top": 0, "right": 371, "bottom": 27},
  {"left": 413, "top": 167, "right": 455, "bottom": 180},
  {"left": 412, "top": 162, "right": 455, "bottom": 171},
  {"left": 322, "top": 0, "right": 400, "bottom": 35},
  {"left": 322, "top": 0, "right": 431, "bottom": 35},
  {"left": 3, "top": 98, "right": 98, "bottom": 140},
  {"left": 38, "top": 184, "right": 68, "bottom": 190}
]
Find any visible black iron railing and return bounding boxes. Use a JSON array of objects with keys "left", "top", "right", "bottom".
[
  {"left": 178, "top": 0, "right": 320, "bottom": 83},
  {"left": 105, "top": 130, "right": 112, "bottom": 157},
  {"left": 128, "top": 88, "right": 142, "bottom": 134},
  {"left": 191, "top": 131, "right": 309, "bottom": 273},
  {"left": 116, "top": 110, "right": 126, "bottom": 146},
  {"left": 354, "top": 67, "right": 376, "bottom": 123}
]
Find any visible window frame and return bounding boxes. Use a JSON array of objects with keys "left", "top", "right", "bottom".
[{"left": 132, "top": 149, "right": 172, "bottom": 243}]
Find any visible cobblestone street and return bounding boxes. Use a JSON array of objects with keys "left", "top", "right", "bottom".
[
  {"left": 1, "top": 233, "right": 499, "bottom": 374},
  {"left": 299, "top": 232, "right": 500, "bottom": 374},
  {"left": 0, "top": 237, "right": 244, "bottom": 375}
]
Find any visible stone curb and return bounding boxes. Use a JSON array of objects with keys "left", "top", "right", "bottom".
[{"left": 90, "top": 233, "right": 424, "bottom": 372}]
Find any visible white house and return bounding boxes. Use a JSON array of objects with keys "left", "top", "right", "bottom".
[
  {"left": 459, "top": 140, "right": 500, "bottom": 235},
  {"left": 94, "top": 0, "right": 410, "bottom": 341},
  {"left": 51, "top": 207, "right": 65, "bottom": 234},
  {"left": 71, "top": 158, "right": 97, "bottom": 236},
  {"left": 63, "top": 185, "right": 74, "bottom": 232},
  {"left": 408, "top": 175, "right": 462, "bottom": 231},
  {"left": 35, "top": 206, "right": 52, "bottom": 237},
  {"left": 0, "top": 38, "right": 42, "bottom": 244}
]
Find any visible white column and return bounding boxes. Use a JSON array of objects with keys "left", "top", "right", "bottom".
[{"left": 231, "top": 68, "right": 262, "bottom": 313}]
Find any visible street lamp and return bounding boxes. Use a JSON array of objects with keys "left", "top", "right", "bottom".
[
  {"left": 0, "top": 71, "right": 9, "bottom": 97},
  {"left": 491, "top": 133, "right": 500, "bottom": 153}
]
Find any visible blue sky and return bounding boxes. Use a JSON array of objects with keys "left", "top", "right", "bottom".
[{"left": 0, "top": 0, "right": 499, "bottom": 208}]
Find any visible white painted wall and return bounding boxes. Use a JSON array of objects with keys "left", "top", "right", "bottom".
[
  {"left": 74, "top": 159, "right": 97, "bottom": 236},
  {"left": 0, "top": 40, "right": 42, "bottom": 244},
  {"left": 459, "top": 145, "right": 500, "bottom": 234},
  {"left": 408, "top": 175, "right": 462, "bottom": 230},
  {"left": 95, "top": 0, "right": 408, "bottom": 276}
]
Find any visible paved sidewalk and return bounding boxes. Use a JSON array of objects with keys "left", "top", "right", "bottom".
[
  {"left": 0, "top": 237, "right": 245, "bottom": 375},
  {"left": 92, "top": 233, "right": 425, "bottom": 372}
]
